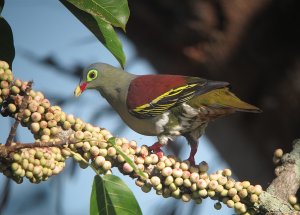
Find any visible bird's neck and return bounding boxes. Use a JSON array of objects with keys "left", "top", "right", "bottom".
[{"left": 98, "top": 71, "right": 135, "bottom": 110}]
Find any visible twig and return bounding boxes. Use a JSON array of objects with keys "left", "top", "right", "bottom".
[{"left": 5, "top": 81, "right": 33, "bottom": 146}]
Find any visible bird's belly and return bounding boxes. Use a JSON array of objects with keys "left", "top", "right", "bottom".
[{"left": 156, "top": 103, "right": 209, "bottom": 137}]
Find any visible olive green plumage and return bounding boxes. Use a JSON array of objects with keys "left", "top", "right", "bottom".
[{"left": 75, "top": 63, "right": 261, "bottom": 164}]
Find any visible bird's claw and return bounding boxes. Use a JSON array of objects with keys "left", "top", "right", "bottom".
[{"left": 148, "top": 142, "right": 164, "bottom": 159}]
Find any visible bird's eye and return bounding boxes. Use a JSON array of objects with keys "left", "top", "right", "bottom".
[{"left": 87, "top": 69, "right": 98, "bottom": 82}]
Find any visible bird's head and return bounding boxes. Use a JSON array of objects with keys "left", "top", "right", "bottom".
[{"left": 74, "top": 63, "right": 118, "bottom": 97}]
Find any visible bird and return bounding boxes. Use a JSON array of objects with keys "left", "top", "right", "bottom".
[{"left": 74, "top": 63, "right": 261, "bottom": 165}]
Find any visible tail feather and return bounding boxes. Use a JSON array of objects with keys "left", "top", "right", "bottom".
[{"left": 191, "top": 88, "right": 262, "bottom": 113}]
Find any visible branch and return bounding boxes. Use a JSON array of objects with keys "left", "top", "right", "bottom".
[{"left": 0, "top": 60, "right": 299, "bottom": 214}]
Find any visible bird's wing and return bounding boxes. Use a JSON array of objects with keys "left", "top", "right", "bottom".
[{"left": 126, "top": 75, "right": 229, "bottom": 119}]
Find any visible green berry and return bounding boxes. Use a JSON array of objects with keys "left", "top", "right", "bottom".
[
  {"left": 181, "top": 194, "right": 191, "bottom": 202},
  {"left": 8, "top": 103, "right": 17, "bottom": 113},
  {"left": 198, "top": 189, "right": 207, "bottom": 198},
  {"left": 30, "top": 122, "right": 40, "bottom": 133},
  {"left": 164, "top": 175, "right": 174, "bottom": 186},
  {"left": 288, "top": 195, "right": 297, "bottom": 205}
]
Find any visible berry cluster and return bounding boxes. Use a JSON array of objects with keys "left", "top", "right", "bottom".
[{"left": 0, "top": 60, "right": 271, "bottom": 214}]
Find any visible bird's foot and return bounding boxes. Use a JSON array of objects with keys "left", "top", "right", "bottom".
[
  {"left": 148, "top": 142, "right": 164, "bottom": 159},
  {"left": 187, "top": 155, "right": 195, "bottom": 166}
]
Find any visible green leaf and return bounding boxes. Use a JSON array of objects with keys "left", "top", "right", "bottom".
[
  {"left": 0, "top": 0, "right": 4, "bottom": 14},
  {"left": 60, "top": 0, "right": 126, "bottom": 68},
  {"left": 0, "top": 1, "right": 15, "bottom": 68},
  {"left": 64, "top": 0, "right": 129, "bottom": 31},
  {"left": 108, "top": 137, "right": 147, "bottom": 179},
  {"left": 90, "top": 175, "right": 142, "bottom": 215}
]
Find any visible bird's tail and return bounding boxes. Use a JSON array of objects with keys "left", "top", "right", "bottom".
[{"left": 196, "top": 87, "right": 262, "bottom": 113}]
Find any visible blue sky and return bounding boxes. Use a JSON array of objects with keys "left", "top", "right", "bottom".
[{"left": 0, "top": 1, "right": 233, "bottom": 214}]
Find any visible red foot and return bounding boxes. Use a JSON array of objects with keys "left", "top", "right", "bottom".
[
  {"left": 156, "top": 151, "right": 164, "bottom": 159},
  {"left": 187, "top": 156, "right": 195, "bottom": 166},
  {"left": 149, "top": 142, "right": 164, "bottom": 158}
]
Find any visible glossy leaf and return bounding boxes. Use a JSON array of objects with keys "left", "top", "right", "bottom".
[
  {"left": 90, "top": 175, "right": 142, "bottom": 215},
  {"left": 64, "top": 0, "right": 129, "bottom": 31},
  {"left": 60, "top": 0, "right": 126, "bottom": 67},
  {"left": 108, "top": 137, "right": 147, "bottom": 179},
  {"left": 0, "top": 0, "right": 15, "bottom": 68}
]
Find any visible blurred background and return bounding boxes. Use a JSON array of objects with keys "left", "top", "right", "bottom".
[{"left": 0, "top": 0, "right": 299, "bottom": 214}]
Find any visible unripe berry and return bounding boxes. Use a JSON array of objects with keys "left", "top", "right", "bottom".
[
  {"left": 174, "top": 177, "right": 183, "bottom": 186},
  {"left": 242, "top": 181, "right": 251, "bottom": 189},
  {"left": 274, "top": 148, "right": 283, "bottom": 158},
  {"left": 8, "top": 103, "right": 17, "bottom": 113},
  {"left": 190, "top": 172, "right": 199, "bottom": 183},
  {"left": 30, "top": 122, "right": 40, "bottom": 133},
  {"left": 232, "top": 194, "right": 241, "bottom": 203},
  {"left": 288, "top": 195, "right": 297, "bottom": 205},
  {"left": 13, "top": 153, "right": 21, "bottom": 162},
  {"left": 31, "top": 112, "right": 42, "bottom": 122},
  {"left": 254, "top": 185, "right": 263, "bottom": 195},
  {"left": 82, "top": 141, "right": 91, "bottom": 152},
  {"left": 123, "top": 163, "right": 133, "bottom": 173},
  {"left": 11, "top": 86, "right": 20, "bottom": 94},
  {"left": 164, "top": 175, "right": 174, "bottom": 186},
  {"left": 94, "top": 156, "right": 105, "bottom": 167},
  {"left": 182, "top": 170, "right": 191, "bottom": 179},
  {"left": 171, "top": 188, "right": 181, "bottom": 199},
  {"left": 150, "top": 154, "right": 159, "bottom": 164},
  {"left": 90, "top": 146, "right": 100, "bottom": 156},
  {"left": 180, "top": 162, "right": 189, "bottom": 171},
  {"left": 208, "top": 180, "right": 219, "bottom": 190},
  {"left": 238, "top": 189, "right": 248, "bottom": 198},
  {"left": 172, "top": 168, "right": 183, "bottom": 178},
  {"left": 75, "top": 131, "right": 84, "bottom": 140},
  {"left": 169, "top": 183, "right": 177, "bottom": 191},
  {"left": 196, "top": 179, "right": 207, "bottom": 189},
  {"left": 197, "top": 189, "right": 207, "bottom": 198},
  {"left": 41, "top": 135, "right": 50, "bottom": 142},
  {"left": 47, "top": 120, "right": 57, "bottom": 128},
  {"left": 228, "top": 188, "right": 238, "bottom": 197},
  {"left": 222, "top": 168, "right": 232, "bottom": 177},
  {"left": 117, "top": 155, "right": 125, "bottom": 163},
  {"left": 216, "top": 184, "right": 224, "bottom": 193},
  {"left": 144, "top": 156, "right": 152, "bottom": 165},
  {"left": 234, "top": 182, "right": 243, "bottom": 191},
  {"left": 250, "top": 194, "right": 259, "bottom": 203},
  {"left": 150, "top": 176, "right": 161, "bottom": 187},
  {"left": 11, "top": 162, "right": 19, "bottom": 171},
  {"left": 181, "top": 194, "right": 191, "bottom": 202},
  {"left": 33, "top": 166, "right": 42, "bottom": 176},
  {"left": 28, "top": 102, "right": 38, "bottom": 112},
  {"left": 135, "top": 179, "right": 145, "bottom": 187},
  {"left": 207, "top": 190, "right": 216, "bottom": 197},
  {"left": 225, "top": 179, "right": 235, "bottom": 189},
  {"left": 218, "top": 176, "right": 227, "bottom": 185},
  {"left": 63, "top": 121, "right": 71, "bottom": 130},
  {"left": 220, "top": 189, "right": 228, "bottom": 197},
  {"left": 162, "top": 167, "right": 172, "bottom": 177},
  {"left": 293, "top": 203, "right": 300, "bottom": 211},
  {"left": 50, "top": 127, "right": 59, "bottom": 135},
  {"left": 39, "top": 120, "right": 48, "bottom": 129},
  {"left": 103, "top": 161, "right": 112, "bottom": 170},
  {"left": 164, "top": 158, "right": 172, "bottom": 167},
  {"left": 183, "top": 178, "right": 192, "bottom": 188}
]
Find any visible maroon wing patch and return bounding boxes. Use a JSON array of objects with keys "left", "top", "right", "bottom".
[{"left": 126, "top": 75, "right": 187, "bottom": 110}]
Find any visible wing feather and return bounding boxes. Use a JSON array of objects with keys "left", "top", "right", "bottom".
[{"left": 128, "top": 76, "right": 229, "bottom": 119}]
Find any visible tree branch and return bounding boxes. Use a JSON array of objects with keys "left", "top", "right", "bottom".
[{"left": 0, "top": 60, "right": 299, "bottom": 214}]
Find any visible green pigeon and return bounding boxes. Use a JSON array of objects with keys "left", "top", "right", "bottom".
[{"left": 74, "top": 63, "right": 261, "bottom": 165}]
